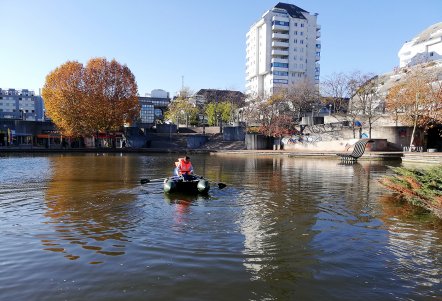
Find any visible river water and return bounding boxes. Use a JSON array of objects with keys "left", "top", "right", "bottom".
[{"left": 0, "top": 153, "right": 440, "bottom": 300}]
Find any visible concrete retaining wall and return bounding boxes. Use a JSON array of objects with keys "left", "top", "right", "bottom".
[
  {"left": 245, "top": 134, "right": 272, "bottom": 150},
  {"left": 187, "top": 135, "right": 208, "bottom": 148},
  {"left": 223, "top": 126, "right": 245, "bottom": 141},
  {"left": 156, "top": 124, "right": 177, "bottom": 134}
]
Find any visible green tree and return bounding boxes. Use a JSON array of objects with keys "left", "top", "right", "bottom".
[
  {"left": 204, "top": 101, "right": 236, "bottom": 126},
  {"left": 165, "top": 88, "right": 198, "bottom": 126}
]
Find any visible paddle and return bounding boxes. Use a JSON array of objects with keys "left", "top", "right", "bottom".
[
  {"left": 140, "top": 177, "right": 166, "bottom": 184},
  {"left": 217, "top": 182, "right": 227, "bottom": 189}
]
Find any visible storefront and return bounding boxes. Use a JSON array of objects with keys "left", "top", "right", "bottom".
[{"left": 36, "top": 133, "right": 62, "bottom": 148}]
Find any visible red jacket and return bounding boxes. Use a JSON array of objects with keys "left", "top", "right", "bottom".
[{"left": 176, "top": 158, "right": 193, "bottom": 175}]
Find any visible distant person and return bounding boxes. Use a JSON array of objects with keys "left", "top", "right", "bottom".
[{"left": 174, "top": 156, "right": 194, "bottom": 181}]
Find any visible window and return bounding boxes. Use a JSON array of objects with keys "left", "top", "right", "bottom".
[
  {"left": 140, "top": 104, "right": 155, "bottom": 123},
  {"left": 272, "top": 21, "right": 289, "bottom": 26},
  {"left": 294, "top": 39, "right": 298, "bottom": 44},
  {"left": 301, "top": 23, "right": 304, "bottom": 27},
  {"left": 274, "top": 71, "right": 288, "bottom": 76},
  {"left": 272, "top": 62, "right": 289, "bottom": 68},
  {"left": 300, "top": 32, "right": 304, "bottom": 36},
  {"left": 273, "top": 79, "right": 288, "bottom": 84},
  {"left": 300, "top": 40, "right": 304, "bottom": 44},
  {"left": 294, "top": 31, "right": 298, "bottom": 35}
]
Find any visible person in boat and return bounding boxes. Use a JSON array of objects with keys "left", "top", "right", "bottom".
[{"left": 174, "top": 156, "right": 194, "bottom": 181}]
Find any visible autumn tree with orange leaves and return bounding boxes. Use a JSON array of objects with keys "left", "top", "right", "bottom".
[
  {"left": 386, "top": 65, "right": 442, "bottom": 149},
  {"left": 42, "top": 58, "right": 140, "bottom": 137}
]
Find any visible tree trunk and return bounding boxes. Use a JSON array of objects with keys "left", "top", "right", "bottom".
[
  {"left": 409, "top": 115, "right": 418, "bottom": 151},
  {"left": 368, "top": 118, "right": 372, "bottom": 139},
  {"left": 409, "top": 95, "right": 419, "bottom": 150}
]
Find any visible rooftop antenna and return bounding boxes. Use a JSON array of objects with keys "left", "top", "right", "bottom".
[{"left": 181, "top": 75, "right": 184, "bottom": 90}]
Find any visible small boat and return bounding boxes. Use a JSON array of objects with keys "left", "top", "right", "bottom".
[{"left": 163, "top": 175, "right": 210, "bottom": 194}]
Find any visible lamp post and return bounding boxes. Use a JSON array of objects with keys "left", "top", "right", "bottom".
[{"left": 329, "top": 104, "right": 332, "bottom": 116}]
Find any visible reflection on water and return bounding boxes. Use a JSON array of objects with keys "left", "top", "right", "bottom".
[
  {"left": 378, "top": 195, "right": 442, "bottom": 289},
  {"left": 42, "top": 154, "right": 141, "bottom": 263},
  {"left": 0, "top": 154, "right": 441, "bottom": 300},
  {"left": 164, "top": 193, "right": 211, "bottom": 229}
]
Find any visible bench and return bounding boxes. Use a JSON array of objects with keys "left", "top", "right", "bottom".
[{"left": 337, "top": 139, "right": 374, "bottom": 163}]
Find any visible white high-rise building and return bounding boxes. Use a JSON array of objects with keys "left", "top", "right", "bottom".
[
  {"left": 245, "top": 2, "right": 321, "bottom": 99},
  {"left": 398, "top": 22, "right": 442, "bottom": 68}
]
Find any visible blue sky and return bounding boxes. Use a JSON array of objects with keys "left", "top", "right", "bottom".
[{"left": 1, "top": 0, "right": 441, "bottom": 97}]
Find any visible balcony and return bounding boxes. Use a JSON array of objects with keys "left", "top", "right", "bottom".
[
  {"left": 272, "top": 32, "right": 289, "bottom": 40},
  {"left": 316, "top": 31, "right": 321, "bottom": 39},
  {"left": 272, "top": 58, "right": 289, "bottom": 64},
  {"left": 272, "top": 67, "right": 289, "bottom": 73},
  {"left": 272, "top": 49, "right": 289, "bottom": 57},
  {"left": 272, "top": 16, "right": 290, "bottom": 23},
  {"left": 272, "top": 41, "right": 289, "bottom": 48},
  {"left": 315, "top": 54, "right": 321, "bottom": 61},
  {"left": 272, "top": 24, "right": 289, "bottom": 32}
]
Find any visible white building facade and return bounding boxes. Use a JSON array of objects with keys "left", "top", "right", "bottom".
[
  {"left": 398, "top": 22, "right": 442, "bottom": 67},
  {"left": 245, "top": 2, "right": 321, "bottom": 99}
]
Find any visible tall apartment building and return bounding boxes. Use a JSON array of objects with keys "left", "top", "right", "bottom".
[
  {"left": 0, "top": 88, "right": 44, "bottom": 121},
  {"left": 245, "top": 2, "right": 321, "bottom": 99},
  {"left": 398, "top": 22, "right": 442, "bottom": 67}
]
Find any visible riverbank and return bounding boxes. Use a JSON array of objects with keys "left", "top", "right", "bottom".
[{"left": 1, "top": 140, "right": 441, "bottom": 164}]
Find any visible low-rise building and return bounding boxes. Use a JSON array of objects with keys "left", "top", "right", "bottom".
[
  {"left": 138, "top": 89, "right": 171, "bottom": 127},
  {"left": 0, "top": 88, "right": 44, "bottom": 121},
  {"left": 193, "top": 89, "right": 246, "bottom": 107}
]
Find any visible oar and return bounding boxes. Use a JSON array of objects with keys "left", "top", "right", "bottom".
[
  {"left": 140, "top": 177, "right": 166, "bottom": 184},
  {"left": 216, "top": 182, "right": 227, "bottom": 189}
]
